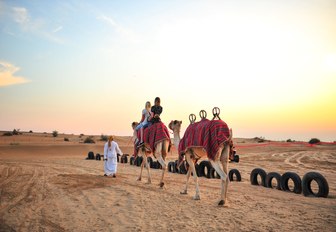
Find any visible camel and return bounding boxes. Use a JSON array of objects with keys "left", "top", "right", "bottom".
[
  {"left": 131, "top": 122, "right": 170, "bottom": 188},
  {"left": 168, "top": 119, "right": 232, "bottom": 206}
]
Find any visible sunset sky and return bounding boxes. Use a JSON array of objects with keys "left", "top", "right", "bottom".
[{"left": 0, "top": 0, "right": 335, "bottom": 141}]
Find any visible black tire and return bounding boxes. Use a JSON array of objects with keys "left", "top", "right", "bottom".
[
  {"left": 229, "top": 169, "right": 242, "bottom": 181},
  {"left": 168, "top": 161, "right": 174, "bottom": 173},
  {"left": 95, "top": 154, "right": 101, "bottom": 160},
  {"left": 302, "top": 172, "right": 329, "bottom": 198},
  {"left": 130, "top": 157, "right": 135, "bottom": 165},
  {"left": 281, "top": 172, "right": 302, "bottom": 194},
  {"left": 179, "top": 161, "right": 188, "bottom": 174},
  {"left": 194, "top": 163, "right": 201, "bottom": 177},
  {"left": 123, "top": 156, "right": 128, "bottom": 164},
  {"left": 266, "top": 172, "right": 281, "bottom": 190},
  {"left": 156, "top": 161, "right": 162, "bottom": 169},
  {"left": 117, "top": 153, "right": 120, "bottom": 163},
  {"left": 88, "top": 151, "right": 94, "bottom": 160},
  {"left": 147, "top": 157, "right": 153, "bottom": 168},
  {"left": 250, "top": 168, "right": 267, "bottom": 186},
  {"left": 135, "top": 156, "right": 142, "bottom": 166},
  {"left": 233, "top": 155, "right": 239, "bottom": 163},
  {"left": 173, "top": 160, "right": 179, "bottom": 173},
  {"left": 198, "top": 161, "right": 209, "bottom": 177},
  {"left": 201, "top": 161, "right": 213, "bottom": 179}
]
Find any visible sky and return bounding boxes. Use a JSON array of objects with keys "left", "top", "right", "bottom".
[{"left": 0, "top": 0, "right": 335, "bottom": 141}]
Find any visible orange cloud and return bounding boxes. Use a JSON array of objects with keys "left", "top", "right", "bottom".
[{"left": 0, "top": 61, "right": 30, "bottom": 87}]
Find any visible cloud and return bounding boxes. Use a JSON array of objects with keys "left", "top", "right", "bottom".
[
  {"left": 97, "top": 14, "right": 138, "bottom": 42},
  {"left": 52, "top": 25, "right": 63, "bottom": 33},
  {"left": 9, "top": 6, "right": 64, "bottom": 43},
  {"left": 0, "top": 61, "right": 30, "bottom": 87}
]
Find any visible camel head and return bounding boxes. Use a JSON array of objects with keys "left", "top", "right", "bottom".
[{"left": 168, "top": 120, "right": 182, "bottom": 133}]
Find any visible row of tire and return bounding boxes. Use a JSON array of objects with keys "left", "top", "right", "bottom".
[
  {"left": 167, "top": 160, "right": 242, "bottom": 182},
  {"left": 250, "top": 168, "right": 329, "bottom": 198}
]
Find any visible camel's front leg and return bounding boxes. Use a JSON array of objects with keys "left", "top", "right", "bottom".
[
  {"left": 185, "top": 151, "right": 200, "bottom": 200},
  {"left": 145, "top": 156, "right": 152, "bottom": 184},
  {"left": 180, "top": 156, "right": 191, "bottom": 195},
  {"left": 137, "top": 153, "right": 145, "bottom": 181}
]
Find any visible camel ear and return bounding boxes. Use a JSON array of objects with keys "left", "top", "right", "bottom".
[{"left": 180, "top": 121, "right": 182, "bottom": 125}]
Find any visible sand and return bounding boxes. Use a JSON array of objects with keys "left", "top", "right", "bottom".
[{"left": 0, "top": 132, "right": 335, "bottom": 231}]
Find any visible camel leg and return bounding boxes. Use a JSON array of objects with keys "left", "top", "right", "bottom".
[
  {"left": 180, "top": 154, "right": 193, "bottom": 195},
  {"left": 185, "top": 151, "right": 200, "bottom": 200},
  {"left": 137, "top": 154, "right": 145, "bottom": 181},
  {"left": 156, "top": 141, "right": 168, "bottom": 188},
  {"left": 210, "top": 146, "right": 230, "bottom": 206},
  {"left": 145, "top": 156, "right": 152, "bottom": 184}
]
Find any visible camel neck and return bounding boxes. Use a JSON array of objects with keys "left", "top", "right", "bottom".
[{"left": 173, "top": 131, "right": 181, "bottom": 148}]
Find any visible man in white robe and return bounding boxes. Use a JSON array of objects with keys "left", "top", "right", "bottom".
[{"left": 104, "top": 136, "right": 123, "bottom": 177}]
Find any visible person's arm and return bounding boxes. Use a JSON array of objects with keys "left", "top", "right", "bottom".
[
  {"left": 139, "top": 114, "right": 145, "bottom": 123},
  {"left": 115, "top": 143, "right": 123, "bottom": 156}
]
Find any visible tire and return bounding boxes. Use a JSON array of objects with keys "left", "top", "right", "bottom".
[
  {"left": 147, "top": 157, "right": 153, "bottom": 168},
  {"left": 156, "top": 161, "right": 162, "bottom": 169},
  {"left": 201, "top": 161, "right": 213, "bottom": 179},
  {"left": 88, "top": 151, "right": 94, "bottom": 160},
  {"left": 198, "top": 161, "right": 209, "bottom": 177},
  {"left": 179, "top": 161, "right": 188, "bottom": 174},
  {"left": 135, "top": 156, "right": 142, "bottom": 166},
  {"left": 168, "top": 161, "right": 174, "bottom": 173},
  {"left": 123, "top": 156, "right": 128, "bottom": 164},
  {"left": 130, "top": 157, "right": 135, "bottom": 165},
  {"left": 302, "top": 172, "right": 329, "bottom": 198},
  {"left": 265, "top": 172, "right": 281, "bottom": 190},
  {"left": 281, "top": 172, "right": 302, "bottom": 194},
  {"left": 95, "top": 154, "right": 101, "bottom": 160},
  {"left": 117, "top": 154, "right": 120, "bottom": 163},
  {"left": 194, "top": 163, "right": 201, "bottom": 177},
  {"left": 229, "top": 169, "right": 242, "bottom": 182},
  {"left": 173, "top": 160, "right": 179, "bottom": 173},
  {"left": 250, "top": 168, "right": 267, "bottom": 186},
  {"left": 233, "top": 155, "right": 239, "bottom": 163}
]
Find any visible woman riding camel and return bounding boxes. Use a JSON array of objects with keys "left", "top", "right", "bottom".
[{"left": 136, "top": 101, "right": 151, "bottom": 146}]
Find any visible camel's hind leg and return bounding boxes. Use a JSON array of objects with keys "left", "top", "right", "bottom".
[
  {"left": 156, "top": 141, "right": 168, "bottom": 188},
  {"left": 180, "top": 164, "right": 191, "bottom": 194},
  {"left": 184, "top": 150, "right": 200, "bottom": 200},
  {"left": 210, "top": 146, "right": 230, "bottom": 206},
  {"left": 145, "top": 155, "right": 152, "bottom": 184}
]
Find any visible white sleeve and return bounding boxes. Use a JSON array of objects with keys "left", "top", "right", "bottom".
[
  {"left": 115, "top": 143, "right": 123, "bottom": 156},
  {"left": 104, "top": 143, "right": 108, "bottom": 159}
]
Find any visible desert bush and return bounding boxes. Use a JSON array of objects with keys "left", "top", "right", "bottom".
[
  {"left": 309, "top": 138, "right": 320, "bottom": 144},
  {"left": 254, "top": 136, "right": 265, "bottom": 143},
  {"left": 29, "top": 130, "right": 33, "bottom": 133},
  {"left": 3, "top": 131, "right": 13, "bottom": 136},
  {"left": 64, "top": 137, "right": 69, "bottom": 142},
  {"left": 84, "top": 136, "right": 95, "bottom": 144},
  {"left": 12, "top": 129, "right": 21, "bottom": 135},
  {"left": 100, "top": 134, "right": 108, "bottom": 141},
  {"left": 52, "top": 130, "right": 58, "bottom": 137},
  {"left": 286, "top": 139, "right": 294, "bottom": 142}
]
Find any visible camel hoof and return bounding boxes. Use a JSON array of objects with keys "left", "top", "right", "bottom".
[
  {"left": 218, "top": 200, "right": 225, "bottom": 206},
  {"left": 180, "top": 190, "right": 188, "bottom": 195},
  {"left": 193, "top": 195, "right": 200, "bottom": 200},
  {"left": 159, "top": 182, "right": 164, "bottom": 188},
  {"left": 136, "top": 177, "right": 141, "bottom": 181}
]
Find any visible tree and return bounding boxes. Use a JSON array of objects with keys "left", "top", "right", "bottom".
[
  {"left": 52, "top": 130, "right": 58, "bottom": 137},
  {"left": 308, "top": 138, "right": 320, "bottom": 144}
]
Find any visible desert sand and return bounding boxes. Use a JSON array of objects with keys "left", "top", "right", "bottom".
[{"left": 0, "top": 132, "right": 335, "bottom": 231}]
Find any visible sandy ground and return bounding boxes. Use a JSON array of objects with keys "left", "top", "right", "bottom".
[{"left": 0, "top": 132, "right": 335, "bottom": 232}]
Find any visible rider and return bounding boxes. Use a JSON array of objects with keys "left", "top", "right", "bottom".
[
  {"left": 136, "top": 101, "right": 151, "bottom": 145},
  {"left": 149, "top": 97, "right": 162, "bottom": 124}
]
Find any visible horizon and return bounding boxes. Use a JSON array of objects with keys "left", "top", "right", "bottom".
[{"left": 1, "top": 0, "right": 335, "bottom": 142}]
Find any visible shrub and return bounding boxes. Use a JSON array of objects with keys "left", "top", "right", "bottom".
[
  {"left": 3, "top": 131, "right": 13, "bottom": 136},
  {"left": 286, "top": 139, "right": 293, "bottom": 142},
  {"left": 29, "top": 130, "right": 33, "bottom": 133},
  {"left": 64, "top": 137, "right": 69, "bottom": 142},
  {"left": 100, "top": 134, "right": 108, "bottom": 141},
  {"left": 12, "top": 129, "right": 20, "bottom": 135},
  {"left": 308, "top": 138, "right": 320, "bottom": 144},
  {"left": 84, "top": 136, "right": 95, "bottom": 144},
  {"left": 52, "top": 130, "right": 58, "bottom": 137}
]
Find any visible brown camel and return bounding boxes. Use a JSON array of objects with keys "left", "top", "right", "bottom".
[
  {"left": 131, "top": 122, "right": 169, "bottom": 188},
  {"left": 169, "top": 120, "right": 232, "bottom": 206}
]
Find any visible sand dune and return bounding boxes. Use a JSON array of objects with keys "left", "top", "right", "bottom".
[{"left": 0, "top": 133, "right": 335, "bottom": 231}]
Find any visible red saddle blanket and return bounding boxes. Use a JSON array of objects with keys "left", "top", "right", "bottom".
[
  {"left": 134, "top": 122, "right": 170, "bottom": 156},
  {"left": 178, "top": 119, "right": 230, "bottom": 161}
]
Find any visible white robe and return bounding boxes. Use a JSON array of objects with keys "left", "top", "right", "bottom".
[{"left": 104, "top": 141, "right": 122, "bottom": 175}]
